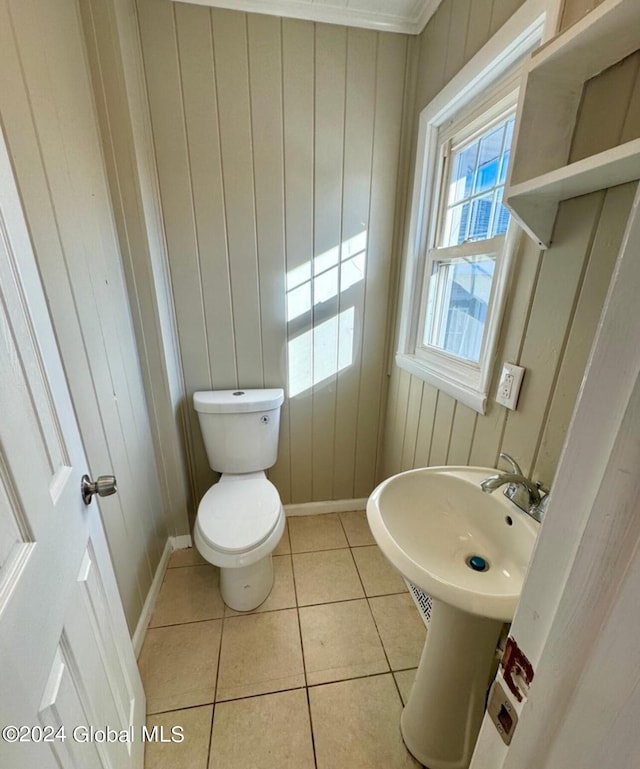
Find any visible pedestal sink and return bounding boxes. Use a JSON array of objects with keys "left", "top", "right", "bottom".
[{"left": 366, "top": 466, "right": 539, "bottom": 769}]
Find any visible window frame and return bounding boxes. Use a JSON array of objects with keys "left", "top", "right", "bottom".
[
  {"left": 419, "top": 235, "right": 505, "bottom": 361},
  {"left": 417, "top": 82, "right": 518, "bottom": 397},
  {"left": 395, "top": 3, "right": 546, "bottom": 414}
]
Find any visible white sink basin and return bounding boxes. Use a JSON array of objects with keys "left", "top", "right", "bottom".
[
  {"left": 366, "top": 466, "right": 538, "bottom": 621},
  {"left": 366, "top": 466, "right": 540, "bottom": 769}
]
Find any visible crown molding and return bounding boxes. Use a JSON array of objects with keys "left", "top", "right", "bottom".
[{"left": 170, "top": 0, "right": 443, "bottom": 35}]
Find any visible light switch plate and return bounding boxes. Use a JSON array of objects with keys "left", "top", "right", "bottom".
[{"left": 496, "top": 362, "right": 525, "bottom": 409}]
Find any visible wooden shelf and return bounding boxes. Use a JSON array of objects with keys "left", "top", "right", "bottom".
[{"left": 505, "top": 0, "right": 640, "bottom": 247}]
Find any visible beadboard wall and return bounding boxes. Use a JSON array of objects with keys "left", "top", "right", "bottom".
[
  {"left": 561, "top": 0, "right": 607, "bottom": 29},
  {"left": 0, "top": 0, "right": 170, "bottom": 633},
  {"left": 381, "top": 0, "right": 640, "bottom": 488},
  {"left": 135, "top": 0, "right": 410, "bottom": 509}
]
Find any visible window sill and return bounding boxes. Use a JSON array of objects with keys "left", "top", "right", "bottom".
[{"left": 395, "top": 353, "right": 488, "bottom": 414}]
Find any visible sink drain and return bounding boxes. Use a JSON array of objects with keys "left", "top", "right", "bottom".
[{"left": 466, "top": 555, "right": 489, "bottom": 572}]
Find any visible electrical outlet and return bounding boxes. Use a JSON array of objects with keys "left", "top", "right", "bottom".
[{"left": 496, "top": 363, "right": 525, "bottom": 409}]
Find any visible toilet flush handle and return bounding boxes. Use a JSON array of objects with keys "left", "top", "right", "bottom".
[{"left": 81, "top": 474, "right": 118, "bottom": 505}]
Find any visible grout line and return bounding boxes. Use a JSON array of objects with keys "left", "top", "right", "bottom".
[
  {"left": 215, "top": 676, "right": 307, "bottom": 704},
  {"left": 291, "top": 554, "right": 309, "bottom": 688},
  {"left": 345, "top": 543, "right": 401, "bottom": 693},
  {"left": 210, "top": 562, "right": 225, "bottom": 720},
  {"left": 147, "top": 616, "right": 225, "bottom": 630},
  {"left": 365, "top": 587, "right": 396, "bottom": 673},
  {"left": 149, "top": 589, "right": 410, "bottom": 630},
  {"left": 146, "top": 701, "right": 216, "bottom": 718},
  {"left": 389, "top": 665, "right": 408, "bottom": 706},
  {"left": 367, "top": 591, "right": 407, "bottom": 707},
  {"left": 149, "top": 521, "right": 417, "bottom": 760},
  {"left": 205, "top": 701, "right": 215, "bottom": 767},
  {"left": 290, "top": 544, "right": 360, "bottom": 556},
  {"left": 146, "top": 685, "right": 307, "bottom": 717},
  {"left": 291, "top": 547, "right": 319, "bottom": 769},
  {"left": 146, "top": 666, "right": 418, "bottom": 718},
  {"left": 306, "top": 669, "right": 408, "bottom": 690},
  {"left": 336, "top": 507, "right": 354, "bottom": 547},
  {"left": 215, "top": 680, "right": 307, "bottom": 706},
  {"left": 305, "top": 683, "right": 319, "bottom": 769},
  {"left": 166, "top": 562, "right": 208, "bottom": 570},
  {"left": 298, "top": 592, "right": 406, "bottom": 610},
  {"left": 348, "top": 543, "right": 368, "bottom": 598},
  {"left": 211, "top": 610, "right": 225, "bottom": 711}
]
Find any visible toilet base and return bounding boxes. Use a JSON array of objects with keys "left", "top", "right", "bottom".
[{"left": 220, "top": 555, "right": 274, "bottom": 611}]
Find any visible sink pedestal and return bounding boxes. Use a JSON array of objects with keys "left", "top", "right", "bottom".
[
  {"left": 401, "top": 598, "right": 503, "bottom": 769},
  {"left": 366, "top": 466, "right": 538, "bottom": 767}
]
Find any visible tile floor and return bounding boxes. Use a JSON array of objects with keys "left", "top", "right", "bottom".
[{"left": 139, "top": 511, "right": 426, "bottom": 769}]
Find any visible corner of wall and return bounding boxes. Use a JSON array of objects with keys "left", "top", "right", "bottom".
[
  {"left": 374, "top": 32, "right": 422, "bottom": 487},
  {"left": 79, "top": 0, "right": 192, "bottom": 538}
]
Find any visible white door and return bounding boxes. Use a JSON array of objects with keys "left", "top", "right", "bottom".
[
  {"left": 470, "top": 189, "right": 640, "bottom": 767},
  {"left": 0, "top": 121, "right": 144, "bottom": 768}
]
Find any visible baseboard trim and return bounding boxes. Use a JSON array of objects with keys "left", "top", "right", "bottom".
[
  {"left": 172, "top": 533, "right": 193, "bottom": 550},
  {"left": 132, "top": 535, "right": 190, "bottom": 657},
  {"left": 284, "top": 498, "right": 367, "bottom": 517}
]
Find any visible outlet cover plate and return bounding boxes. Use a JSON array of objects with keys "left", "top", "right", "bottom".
[{"left": 496, "top": 362, "right": 525, "bottom": 409}]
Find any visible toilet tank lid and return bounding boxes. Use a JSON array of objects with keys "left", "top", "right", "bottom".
[{"left": 194, "top": 388, "right": 284, "bottom": 414}]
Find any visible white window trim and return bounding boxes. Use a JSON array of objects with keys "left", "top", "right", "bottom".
[{"left": 396, "top": 0, "right": 546, "bottom": 414}]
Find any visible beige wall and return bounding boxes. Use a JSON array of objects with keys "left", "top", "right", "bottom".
[
  {"left": 0, "top": 0, "right": 170, "bottom": 632},
  {"left": 135, "top": 0, "right": 410, "bottom": 508},
  {"left": 561, "top": 0, "right": 606, "bottom": 29},
  {"left": 381, "top": 0, "right": 640, "bottom": 488},
  {"left": 79, "top": 0, "right": 191, "bottom": 537},
  {"left": 414, "top": 0, "right": 526, "bottom": 111}
]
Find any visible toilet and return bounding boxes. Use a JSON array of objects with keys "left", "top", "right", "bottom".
[{"left": 193, "top": 388, "right": 286, "bottom": 612}]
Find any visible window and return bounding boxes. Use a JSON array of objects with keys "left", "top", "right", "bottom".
[
  {"left": 418, "top": 103, "right": 515, "bottom": 364},
  {"left": 396, "top": 9, "right": 544, "bottom": 413}
]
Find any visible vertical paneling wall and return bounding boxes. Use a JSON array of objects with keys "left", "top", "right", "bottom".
[
  {"left": 382, "top": 0, "right": 640, "bottom": 487},
  {"left": 79, "top": 0, "right": 191, "bottom": 541},
  {"left": 0, "top": 0, "right": 169, "bottom": 632},
  {"left": 135, "top": 0, "right": 409, "bottom": 508},
  {"left": 561, "top": 0, "right": 606, "bottom": 30}
]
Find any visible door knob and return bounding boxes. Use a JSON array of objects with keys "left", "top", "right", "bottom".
[{"left": 81, "top": 474, "right": 117, "bottom": 505}]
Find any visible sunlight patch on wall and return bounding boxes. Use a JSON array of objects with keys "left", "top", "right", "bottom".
[
  {"left": 286, "top": 230, "right": 366, "bottom": 397},
  {"left": 288, "top": 307, "right": 355, "bottom": 397}
]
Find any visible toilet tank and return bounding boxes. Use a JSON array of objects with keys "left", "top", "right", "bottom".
[{"left": 193, "top": 389, "right": 284, "bottom": 473}]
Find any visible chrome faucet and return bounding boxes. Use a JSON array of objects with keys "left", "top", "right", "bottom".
[{"left": 480, "top": 453, "right": 548, "bottom": 523}]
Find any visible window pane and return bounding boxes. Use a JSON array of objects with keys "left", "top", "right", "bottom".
[
  {"left": 498, "top": 119, "right": 514, "bottom": 185},
  {"left": 441, "top": 112, "right": 515, "bottom": 247},
  {"left": 424, "top": 254, "right": 496, "bottom": 363},
  {"left": 443, "top": 202, "right": 470, "bottom": 246},
  {"left": 468, "top": 194, "right": 493, "bottom": 241},
  {"left": 473, "top": 125, "right": 504, "bottom": 194},
  {"left": 498, "top": 149, "right": 510, "bottom": 185},
  {"left": 449, "top": 143, "right": 478, "bottom": 204},
  {"left": 491, "top": 188, "right": 510, "bottom": 237}
]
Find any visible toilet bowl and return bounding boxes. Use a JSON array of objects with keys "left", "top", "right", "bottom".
[
  {"left": 194, "top": 472, "right": 285, "bottom": 611},
  {"left": 192, "top": 388, "right": 285, "bottom": 611}
]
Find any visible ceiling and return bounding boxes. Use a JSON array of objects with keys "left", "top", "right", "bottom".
[{"left": 170, "top": 0, "right": 443, "bottom": 34}]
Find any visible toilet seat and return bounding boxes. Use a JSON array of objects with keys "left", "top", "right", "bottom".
[{"left": 196, "top": 478, "right": 281, "bottom": 554}]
